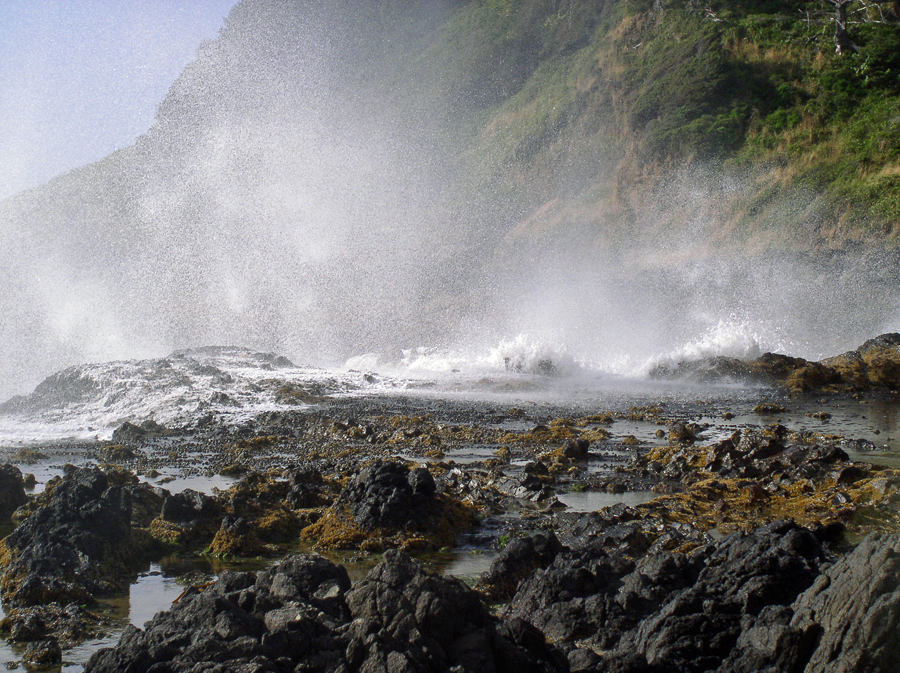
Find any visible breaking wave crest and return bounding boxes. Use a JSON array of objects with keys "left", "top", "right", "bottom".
[{"left": 344, "top": 335, "right": 580, "bottom": 378}]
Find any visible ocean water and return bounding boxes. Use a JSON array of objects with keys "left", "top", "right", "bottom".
[{"left": 2, "top": 341, "right": 899, "bottom": 457}]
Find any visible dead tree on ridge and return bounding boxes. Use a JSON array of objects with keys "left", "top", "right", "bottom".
[{"left": 823, "top": 0, "right": 859, "bottom": 53}]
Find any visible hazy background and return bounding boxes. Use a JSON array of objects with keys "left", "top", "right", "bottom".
[
  {"left": 0, "top": 0, "right": 897, "bottom": 404},
  {"left": 0, "top": 0, "right": 236, "bottom": 200}
]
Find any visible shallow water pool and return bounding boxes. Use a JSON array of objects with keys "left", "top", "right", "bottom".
[{"left": 557, "top": 489, "right": 659, "bottom": 512}]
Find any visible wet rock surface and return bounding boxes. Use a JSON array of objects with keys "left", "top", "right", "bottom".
[
  {"left": 653, "top": 332, "right": 900, "bottom": 394},
  {"left": 0, "top": 464, "right": 27, "bottom": 520},
  {"left": 477, "top": 531, "right": 564, "bottom": 601},
  {"left": 301, "top": 459, "right": 476, "bottom": 552},
  {"left": 84, "top": 550, "right": 567, "bottom": 673},
  {"left": 0, "top": 467, "right": 159, "bottom": 607},
  {"left": 718, "top": 531, "right": 900, "bottom": 673}
]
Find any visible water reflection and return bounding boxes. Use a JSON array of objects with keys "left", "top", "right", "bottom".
[
  {"left": 0, "top": 543, "right": 499, "bottom": 672},
  {"left": 557, "top": 489, "right": 658, "bottom": 512}
]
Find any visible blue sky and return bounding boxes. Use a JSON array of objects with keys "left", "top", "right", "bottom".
[{"left": 0, "top": 0, "right": 237, "bottom": 201}]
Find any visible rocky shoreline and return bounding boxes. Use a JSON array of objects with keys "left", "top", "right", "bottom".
[{"left": 2, "top": 337, "right": 900, "bottom": 671}]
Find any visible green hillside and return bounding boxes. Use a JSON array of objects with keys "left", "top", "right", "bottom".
[{"left": 416, "top": 0, "right": 900, "bottom": 250}]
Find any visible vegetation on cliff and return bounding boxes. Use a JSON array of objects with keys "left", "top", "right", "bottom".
[{"left": 425, "top": 0, "right": 900, "bottom": 247}]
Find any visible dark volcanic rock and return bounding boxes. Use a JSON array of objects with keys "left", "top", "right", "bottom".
[
  {"left": 0, "top": 463, "right": 27, "bottom": 519},
  {"left": 206, "top": 515, "right": 266, "bottom": 557},
  {"left": 508, "top": 520, "right": 830, "bottom": 671},
  {"left": 285, "top": 465, "right": 334, "bottom": 508},
  {"left": 303, "top": 459, "right": 474, "bottom": 551},
  {"left": 23, "top": 638, "right": 63, "bottom": 667},
  {"left": 84, "top": 551, "right": 567, "bottom": 673},
  {"left": 0, "top": 603, "right": 106, "bottom": 647},
  {"left": 478, "top": 531, "right": 565, "bottom": 601},
  {"left": 723, "top": 532, "right": 900, "bottom": 673},
  {"left": 150, "top": 487, "right": 225, "bottom": 545},
  {"left": 856, "top": 332, "right": 900, "bottom": 355},
  {"left": 111, "top": 419, "right": 171, "bottom": 444},
  {"left": 651, "top": 333, "right": 900, "bottom": 393},
  {"left": 0, "top": 467, "right": 156, "bottom": 606},
  {"left": 614, "top": 521, "right": 827, "bottom": 671},
  {"left": 344, "top": 460, "right": 437, "bottom": 529}
]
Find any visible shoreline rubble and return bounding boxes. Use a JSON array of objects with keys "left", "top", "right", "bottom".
[{"left": 2, "top": 335, "right": 900, "bottom": 670}]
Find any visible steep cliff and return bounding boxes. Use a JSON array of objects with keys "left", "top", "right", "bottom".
[{"left": 0, "top": 0, "right": 898, "bottom": 396}]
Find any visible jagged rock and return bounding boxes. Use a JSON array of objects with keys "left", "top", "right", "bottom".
[
  {"left": 302, "top": 460, "right": 475, "bottom": 551},
  {"left": 649, "top": 356, "right": 753, "bottom": 384},
  {"left": 285, "top": 465, "right": 334, "bottom": 508},
  {"left": 0, "top": 467, "right": 157, "bottom": 606},
  {"left": 149, "top": 488, "right": 224, "bottom": 546},
  {"left": 96, "top": 444, "right": 141, "bottom": 463},
  {"left": 206, "top": 516, "right": 266, "bottom": 557},
  {"left": 722, "top": 532, "right": 900, "bottom": 673},
  {"left": 84, "top": 551, "right": 567, "bottom": 673},
  {"left": 857, "top": 332, "right": 900, "bottom": 355},
  {"left": 0, "top": 463, "right": 27, "bottom": 519},
  {"left": 791, "top": 532, "right": 900, "bottom": 672},
  {"left": 653, "top": 333, "right": 900, "bottom": 393},
  {"left": 344, "top": 550, "right": 567, "bottom": 672},
  {"left": 507, "top": 520, "right": 830, "bottom": 671},
  {"left": 478, "top": 531, "right": 564, "bottom": 601},
  {"left": 667, "top": 421, "right": 707, "bottom": 445},
  {"left": 23, "top": 638, "right": 63, "bottom": 666},
  {"left": 0, "top": 603, "right": 105, "bottom": 647},
  {"left": 126, "top": 483, "right": 168, "bottom": 528},
  {"left": 111, "top": 419, "right": 171, "bottom": 444},
  {"left": 342, "top": 460, "right": 436, "bottom": 529},
  {"left": 558, "top": 438, "right": 591, "bottom": 460}
]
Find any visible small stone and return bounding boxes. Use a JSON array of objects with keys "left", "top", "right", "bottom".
[{"left": 22, "top": 639, "right": 62, "bottom": 667}]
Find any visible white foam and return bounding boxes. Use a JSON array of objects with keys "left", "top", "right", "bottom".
[{"left": 0, "top": 347, "right": 418, "bottom": 446}]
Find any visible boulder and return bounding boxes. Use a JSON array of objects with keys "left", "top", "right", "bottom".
[
  {"left": 206, "top": 516, "right": 266, "bottom": 557},
  {"left": 478, "top": 532, "right": 565, "bottom": 601},
  {"left": 722, "top": 532, "right": 900, "bottom": 673},
  {"left": 0, "top": 463, "right": 27, "bottom": 519},
  {"left": 149, "top": 488, "right": 224, "bottom": 546},
  {"left": 507, "top": 520, "right": 830, "bottom": 670},
  {"left": 111, "top": 419, "right": 171, "bottom": 444},
  {"left": 301, "top": 460, "right": 475, "bottom": 551},
  {"left": 0, "top": 467, "right": 157, "bottom": 606}
]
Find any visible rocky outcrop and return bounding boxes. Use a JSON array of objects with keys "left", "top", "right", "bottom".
[
  {"left": 0, "top": 467, "right": 158, "bottom": 606},
  {"left": 627, "top": 428, "right": 895, "bottom": 535},
  {"left": 111, "top": 419, "right": 172, "bottom": 445},
  {"left": 477, "top": 531, "right": 564, "bottom": 601},
  {"left": 651, "top": 333, "right": 900, "bottom": 393},
  {"left": 0, "top": 463, "right": 27, "bottom": 519},
  {"left": 149, "top": 488, "right": 224, "bottom": 546},
  {"left": 0, "top": 603, "right": 106, "bottom": 649},
  {"left": 76, "top": 519, "right": 900, "bottom": 673},
  {"left": 723, "top": 532, "right": 900, "bottom": 673},
  {"left": 302, "top": 460, "right": 476, "bottom": 552},
  {"left": 507, "top": 520, "right": 830, "bottom": 672},
  {"left": 84, "top": 550, "right": 567, "bottom": 673}
]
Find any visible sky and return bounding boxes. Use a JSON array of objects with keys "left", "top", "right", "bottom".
[{"left": 0, "top": 0, "right": 238, "bottom": 201}]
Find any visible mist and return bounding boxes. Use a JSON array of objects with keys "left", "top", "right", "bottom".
[{"left": 1, "top": 0, "right": 898, "bottom": 402}]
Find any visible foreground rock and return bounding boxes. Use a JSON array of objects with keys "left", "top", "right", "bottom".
[
  {"left": 0, "top": 467, "right": 158, "bottom": 606},
  {"left": 506, "top": 520, "right": 830, "bottom": 672},
  {"left": 726, "top": 531, "right": 900, "bottom": 673},
  {"left": 85, "top": 550, "right": 567, "bottom": 673},
  {"left": 80, "top": 520, "right": 900, "bottom": 673}
]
